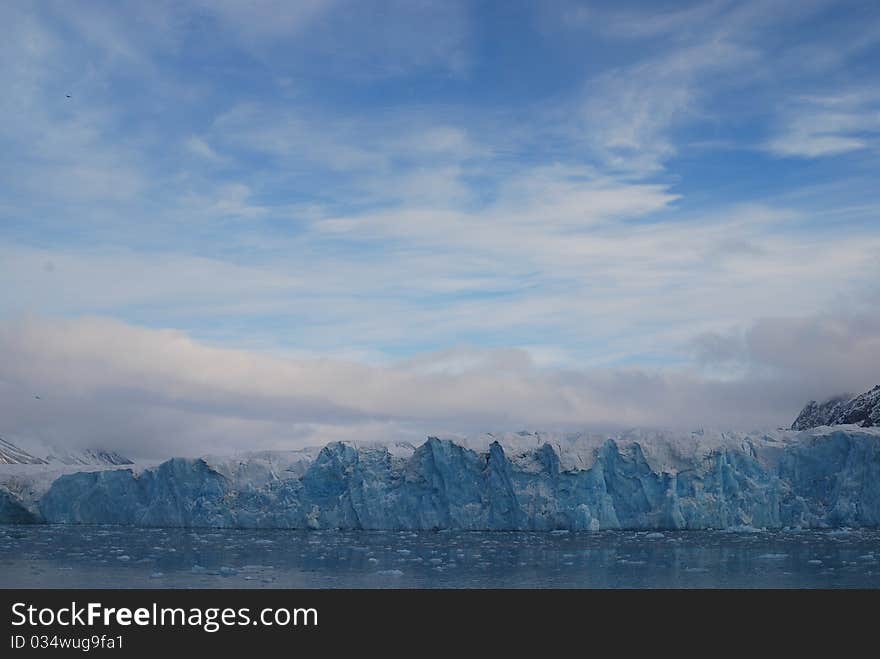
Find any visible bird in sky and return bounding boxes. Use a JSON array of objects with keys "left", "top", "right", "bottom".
[{"left": 34, "top": 395, "right": 41, "bottom": 400}]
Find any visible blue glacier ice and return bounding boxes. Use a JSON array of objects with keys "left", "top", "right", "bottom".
[
  {"left": 0, "top": 487, "right": 39, "bottom": 523},
  {"left": 5, "top": 425, "right": 875, "bottom": 530}
]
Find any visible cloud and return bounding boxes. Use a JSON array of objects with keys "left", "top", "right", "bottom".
[
  {"left": 582, "top": 28, "right": 767, "bottom": 173},
  {"left": 1, "top": 313, "right": 877, "bottom": 458},
  {"left": 184, "top": 136, "right": 223, "bottom": 162},
  {"left": 0, "top": 246, "right": 300, "bottom": 319},
  {"left": 209, "top": 102, "right": 482, "bottom": 177},
  {"left": 765, "top": 93, "right": 880, "bottom": 158},
  {"left": 565, "top": 0, "right": 879, "bottom": 171},
  {"left": 2, "top": 196, "right": 878, "bottom": 365},
  {"left": 1, "top": 0, "right": 879, "bottom": 463},
  {"left": 197, "top": 0, "right": 337, "bottom": 40},
  {"left": 692, "top": 313, "right": 880, "bottom": 396},
  {"left": 197, "top": 0, "right": 470, "bottom": 78},
  {"left": 0, "top": 2, "right": 179, "bottom": 213},
  {"left": 315, "top": 167, "right": 679, "bottom": 243},
  {"left": 561, "top": 0, "right": 733, "bottom": 39}
]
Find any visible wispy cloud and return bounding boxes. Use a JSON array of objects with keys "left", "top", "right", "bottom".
[
  {"left": 765, "top": 92, "right": 880, "bottom": 158},
  {"left": 578, "top": 38, "right": 757, "bottom": 172},
  {"left": 195, "top": 0, "right": 470, "bottom": 78}
]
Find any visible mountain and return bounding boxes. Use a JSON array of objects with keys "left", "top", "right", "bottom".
[
  {"left": 43, "top": 448, "right": 134, "bottom": 466},
  {"left": 0, "top": 437, "right": 132, "bottom": 466},
  {"left": 23, "top": 426, "right": 880, "bottom": 530},
  {"left": 0, "top": 438, "right": 46, "bottom": 465},
  {"left": 792, "top": 384, "right": 880, "bottom": 430}
]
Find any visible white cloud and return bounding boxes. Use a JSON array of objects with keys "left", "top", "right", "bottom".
[
  {"left": 183, "top": 183, "right": 268, "bottom": 219},
  {"left": 765, "top": 93, "right": 880, "bottom": 158},
  {"left": 315, "top": 166, "right": 680, "bottom": 244},
  {"left": 2, "top": 194, "right": 878, "bottom": 363},
  {"left": 185, "top": 136, "right": 223, "bottom": 162},
  {"left": 562, "top": 0, "right": 879, "bottom": 171}
]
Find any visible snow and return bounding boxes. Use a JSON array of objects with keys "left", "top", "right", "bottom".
[
  {"left": 442, "top": 427, "right": 794, "bottom": 474},
  {"left": 203, "top": 448, "right": 319, "bottom": 489},
  {"left": 0, "top": 437, "right": 46, "bottom": 465}
]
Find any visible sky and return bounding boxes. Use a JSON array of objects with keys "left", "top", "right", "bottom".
[{"left": 1, "top": 0, "right": 879, "bottom": 458}]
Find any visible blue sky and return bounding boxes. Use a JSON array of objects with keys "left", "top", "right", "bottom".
[{"left": 1, "top": 1, "right": 879, "bottom": 454}]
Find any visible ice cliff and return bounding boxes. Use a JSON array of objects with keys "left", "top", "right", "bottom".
[{"left": 6, "top": 425, "right": 877, "bottom": 530}]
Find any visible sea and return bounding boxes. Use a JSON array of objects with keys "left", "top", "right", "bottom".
[{"left": 2, "top": 524, "right": 878, "bottom": 588}]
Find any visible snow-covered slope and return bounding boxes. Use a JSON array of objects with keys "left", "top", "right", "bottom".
[
  {"left": 0, "top": 437, "right": 132, "bottom": 466},
  {"left": 0, "top": 437, "right": 46, "bottom": 465},
  {"left": 44, "top": 448, "right": 133, "bottom": 466},
  {"left": 792, "top": 384, "right": 880, "bottom": 430},
  {"left": 452, "top": 428, "right": 788, "bottom": 474},
  {"left": 13, "top": 425, "right": 879, "bottom": 531},
  {"left": 47, "top": 449, "right": 132, "bottom": 467}
]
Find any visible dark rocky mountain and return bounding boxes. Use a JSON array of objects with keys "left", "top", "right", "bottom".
[{"left": 792, "top": 384, "right": 880, "bottom": 430}]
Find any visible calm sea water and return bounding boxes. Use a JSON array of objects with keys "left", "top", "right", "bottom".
[{"left": 2, "top": 524, "right": 879, "bottom": 588}]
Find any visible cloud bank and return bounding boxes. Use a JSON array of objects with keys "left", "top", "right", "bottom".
[{"left": 1, "top": 315, "right": 877, "bottom": 459}]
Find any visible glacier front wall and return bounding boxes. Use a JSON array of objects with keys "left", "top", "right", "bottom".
[{"left": 7, "top": 430, "right": 880, "bottom": 530}]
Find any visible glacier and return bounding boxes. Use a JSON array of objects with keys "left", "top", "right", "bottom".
[{"left": 1, "top": 425, "right": 878, "bottom": 530}]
